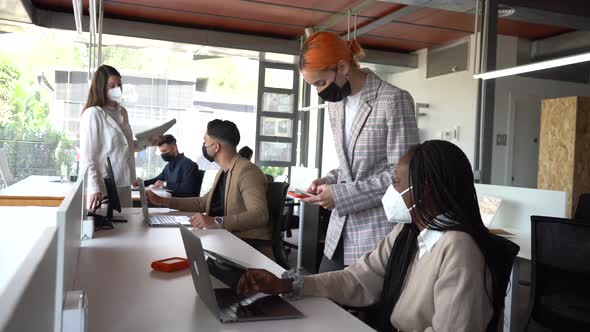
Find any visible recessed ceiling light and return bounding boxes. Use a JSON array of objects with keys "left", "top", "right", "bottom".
[{"left": 498, "top": 5, "right": 516, "bottom": 17}]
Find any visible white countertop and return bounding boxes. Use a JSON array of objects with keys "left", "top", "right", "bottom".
[{"left": 76, "top": 212, "right": 374, "bottom": 332}]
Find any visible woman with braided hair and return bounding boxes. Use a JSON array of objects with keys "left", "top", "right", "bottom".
[{"left": 239, "top": 140, "right": 505, "bottom": 332}]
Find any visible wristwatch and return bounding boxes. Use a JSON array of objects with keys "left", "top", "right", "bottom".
[{"left": 214, "top": 216, "right": 224, "bottom": 229}]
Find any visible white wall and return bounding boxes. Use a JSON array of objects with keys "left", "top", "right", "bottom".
[
  {"left": 491, "top": 76, "right": 590, "bottom": 185},
  {"left": 490, "top": 36, "right": 590, "bottom": 185},
  {"left": 320, "top": 34, "right": 590, "bottom": 185},
  {"left": 386, "top": 37, "right": 479, "bottom": 166},
  {"left": 387, "top": 34, "right": 590, "bottom": 185}
]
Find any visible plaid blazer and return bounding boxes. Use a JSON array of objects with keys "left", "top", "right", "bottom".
[{"left": 322, "top": 70, "right": 419, "bottom": 264}]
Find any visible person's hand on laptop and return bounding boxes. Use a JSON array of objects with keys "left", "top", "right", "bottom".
[
  {"left": 153, "top": 180, "right": 165, "bottom": 188},
  {"left": 238, "top": 269, "right": 293, "bottom": 296},
  {"left": 145, "top": 190, "right": 170, "bottom": 207},
  {"left": 189, "top": 213, "right": 218, "bottom": 229}
]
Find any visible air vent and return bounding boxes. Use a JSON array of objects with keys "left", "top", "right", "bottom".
[{"left": 427, "top": 41, "right": 469, "bottom": 79}]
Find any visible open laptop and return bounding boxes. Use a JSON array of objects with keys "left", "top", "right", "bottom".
[
  {"left": 137, "top": 178, "right": 192, "bottom": 227},
  {"left": 179, "top": 225, "right": 303, "bottom": 323},
  {"left": 478, "top": 195, "right": 503, "bottom": 227},
  {"left": 478, "top": 195, "right": 514, "bottom": 237}
]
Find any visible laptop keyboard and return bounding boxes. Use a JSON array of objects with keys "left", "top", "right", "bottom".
[
  {"left": 219, "top": 293, "right": 265, "bottom": 321},
  {"left": 150, "top": 215, "right": 188, "bottom": 225}
]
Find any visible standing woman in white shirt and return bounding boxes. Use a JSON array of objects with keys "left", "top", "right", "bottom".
[{"left": 79, "top": 65, "right": 153, "bottom": 209}]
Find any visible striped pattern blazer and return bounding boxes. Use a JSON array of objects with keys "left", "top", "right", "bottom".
[{"left": 322, "top": 69, "right": 419, "bottom": 264}]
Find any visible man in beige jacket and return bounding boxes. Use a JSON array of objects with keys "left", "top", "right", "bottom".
[{"left": 146, "top": 119, "right": 271, "bottom": 257}]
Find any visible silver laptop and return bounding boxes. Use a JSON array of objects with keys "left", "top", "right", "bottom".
[
  {"left": 137, "top": 178, "right": 192, "bottom": 227},
  {"left": 179, "top": 225, "right": 303, "bottom": 323}
]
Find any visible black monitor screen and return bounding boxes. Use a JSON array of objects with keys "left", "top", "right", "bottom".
[{"left": 104, "top": 156, "right": 121, "bottom": 213}]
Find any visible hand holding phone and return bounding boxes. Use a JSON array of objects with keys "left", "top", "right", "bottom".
[{"left": 288, "top": 188, "right": 316, "bottom": 199}]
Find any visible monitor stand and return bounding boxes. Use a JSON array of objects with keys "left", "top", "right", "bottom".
[{"left": 88, "top": 199, "right": 127, "bottom": 231}]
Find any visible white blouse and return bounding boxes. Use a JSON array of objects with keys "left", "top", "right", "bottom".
[{"left": 79, "top": 105, "right": 137, "bottom": 194}]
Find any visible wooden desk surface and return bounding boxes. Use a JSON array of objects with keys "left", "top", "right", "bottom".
[{"left": 0, "top": 175, "right": 75, "bottom": 207}]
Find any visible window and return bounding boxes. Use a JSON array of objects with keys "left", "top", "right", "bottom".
[
  {"left": 256, "top": 63, "right": 299, "bottom": 181},
  {"left": 0, "top": 28, "right": 261, "bottom": 184}
]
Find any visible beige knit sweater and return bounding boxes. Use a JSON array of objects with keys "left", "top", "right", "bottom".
[{"left": 303, "top": 224, "right": 493, "bottom": 332}]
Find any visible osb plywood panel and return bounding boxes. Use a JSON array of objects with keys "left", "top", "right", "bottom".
[
  {"left": 538, "top": 96, "right": 577, "bottom": 217},
  {"left": 573, "top": 97, "right": 590, "bottom": 216}
]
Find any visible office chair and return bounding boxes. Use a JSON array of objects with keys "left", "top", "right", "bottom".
[
  {"left": 486, "top": 233, "right": 520, "bottom": 332},
  {"left": 194, "top": 169, "right": 205, "bottom": 197},
  {"left": 266, "top": 181, "right": 290, "bottom": 269},
  {"left": 526, "top": 216, "right": 590, "bottom": 331},
  {"left": 574, "top": 194, "right": 590, "bottom": 221},
  {"left": 0, "top": 147, "right": 15, "bottom": 188},
  {"left": 264, "top": 174, "right": 274, "bottom": 183}
]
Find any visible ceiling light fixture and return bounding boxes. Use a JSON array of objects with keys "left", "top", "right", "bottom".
[
  {"left": 474, "top": 51, "right": 590, "bottom": 80},
  {"left": 497, "top": 5, "right": 516, "bottom": 17}
]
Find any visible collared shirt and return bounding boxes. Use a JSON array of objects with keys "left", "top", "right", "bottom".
[{"left": 417, "top": 228, "right": 444, "bottom": 259}]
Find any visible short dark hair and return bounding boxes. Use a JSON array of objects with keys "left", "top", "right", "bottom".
[
  {"left": 207, "top": 119, "right": 240, "bottom": 147},
  {"left": 238, "top": 146, "right": 253, "bottom": 160},
  {"left": 157, "top": 134, "right": 176, "bottom": 146}
]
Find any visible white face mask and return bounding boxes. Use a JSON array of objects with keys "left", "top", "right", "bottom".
[
  {"left": 107, "top": 87, "right": 123, "bottom": 103},
  {"left": 381, "top": 184, "right": 415, "bottom": 223}
]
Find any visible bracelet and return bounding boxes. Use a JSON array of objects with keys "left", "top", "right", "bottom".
[{"left": 281, "top": 269, "right": 304, "bottom": 300}]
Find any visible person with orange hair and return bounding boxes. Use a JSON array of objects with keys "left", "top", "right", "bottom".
[{"left": 299, "top": 31, "right": 419, "bottom": 272}]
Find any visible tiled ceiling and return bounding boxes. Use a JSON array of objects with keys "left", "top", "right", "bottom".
[{"left": 31, "top": 0, "right": 574, "bottom": 53}]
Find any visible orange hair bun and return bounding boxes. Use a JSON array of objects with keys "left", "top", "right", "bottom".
[{"left": 299, "top": 31, "right": 365, "bottom": 71}]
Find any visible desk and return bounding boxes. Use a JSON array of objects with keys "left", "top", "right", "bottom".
[
  {"left": 76, "top": 212, "right": 374, "bottom": 332},
  {"left": 0, "top": 207, "right": 58, "bottom": 331},
  {"left": 0, "top": 175, "right": 74, "bottom": 207}
]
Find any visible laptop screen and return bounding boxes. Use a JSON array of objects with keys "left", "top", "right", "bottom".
[
  {"left": 478, "top": 195, "right": 503, "bottom": 227},
  {"left": 137, "top": 179, "right": 150, "bottom": 219}
]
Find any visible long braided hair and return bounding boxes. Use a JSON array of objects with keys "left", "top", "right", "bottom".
[{"left": 377, "top": 140, "right": 503, "bottom": 332}]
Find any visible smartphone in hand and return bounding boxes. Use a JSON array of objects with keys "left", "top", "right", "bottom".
[{"left": 287, "top": 188, "right": 316, "bottom": 199}]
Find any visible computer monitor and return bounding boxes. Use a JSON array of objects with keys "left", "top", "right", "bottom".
[
  {"left": 104, "top": 156, "right": 122, "bottom": 219},
  {"left": 93, "top": 156, "right": 126, "bottom": 229}
]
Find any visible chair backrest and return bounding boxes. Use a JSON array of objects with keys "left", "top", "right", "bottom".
[
  {"left": 528, "top": 216, "right": 590, "bottom": 330},
  {"left": 574, "top": 193, "right": 590, "bottom": 221},
  {"left": 194, "top": 170, "right": 205, "bottom": 197},
  {"left": 267, "top": 181, "right": 290, "bottom": 268},
  {"left": 486, "top": 233, "right": 520, "bottom": 332},
  {"left": 0, "top": 148, "right": 15, "bottom": 187},
  {"left": 265, "top": 174, "right": 274, "bottom": 183}
]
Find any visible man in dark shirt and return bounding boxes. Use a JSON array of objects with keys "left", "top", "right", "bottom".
[{"left": 144, "top": 135, "right": 201, "bottom": 197}]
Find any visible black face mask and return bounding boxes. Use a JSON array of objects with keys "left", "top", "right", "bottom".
[
  {"left": 161, "top": 153, "right": 175, "bottom": 162},
  {"left": 202, "top": 144, "right": 215, "bottom": 163},
  {"left": 318, "top": 70, "right": 351, "bottom": 102}
]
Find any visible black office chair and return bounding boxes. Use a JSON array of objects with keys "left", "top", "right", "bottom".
[
  {"left": 266, "top": 181, "right": 290, "bottom": 269},
  {"left": 194, "top": 169, "right": 205, "bottom": 197},
  {"left": 264, "top": 174, "right": 274, "bottom": 183},
  {"left": 525, "top": 216, "right": 590, "bottom": 331},
  {"left": 486, "top": 233, "right": 520, "bottom": 332},
  {"left": 574, "top": 193, "right": 590, "bottom": 221}
]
